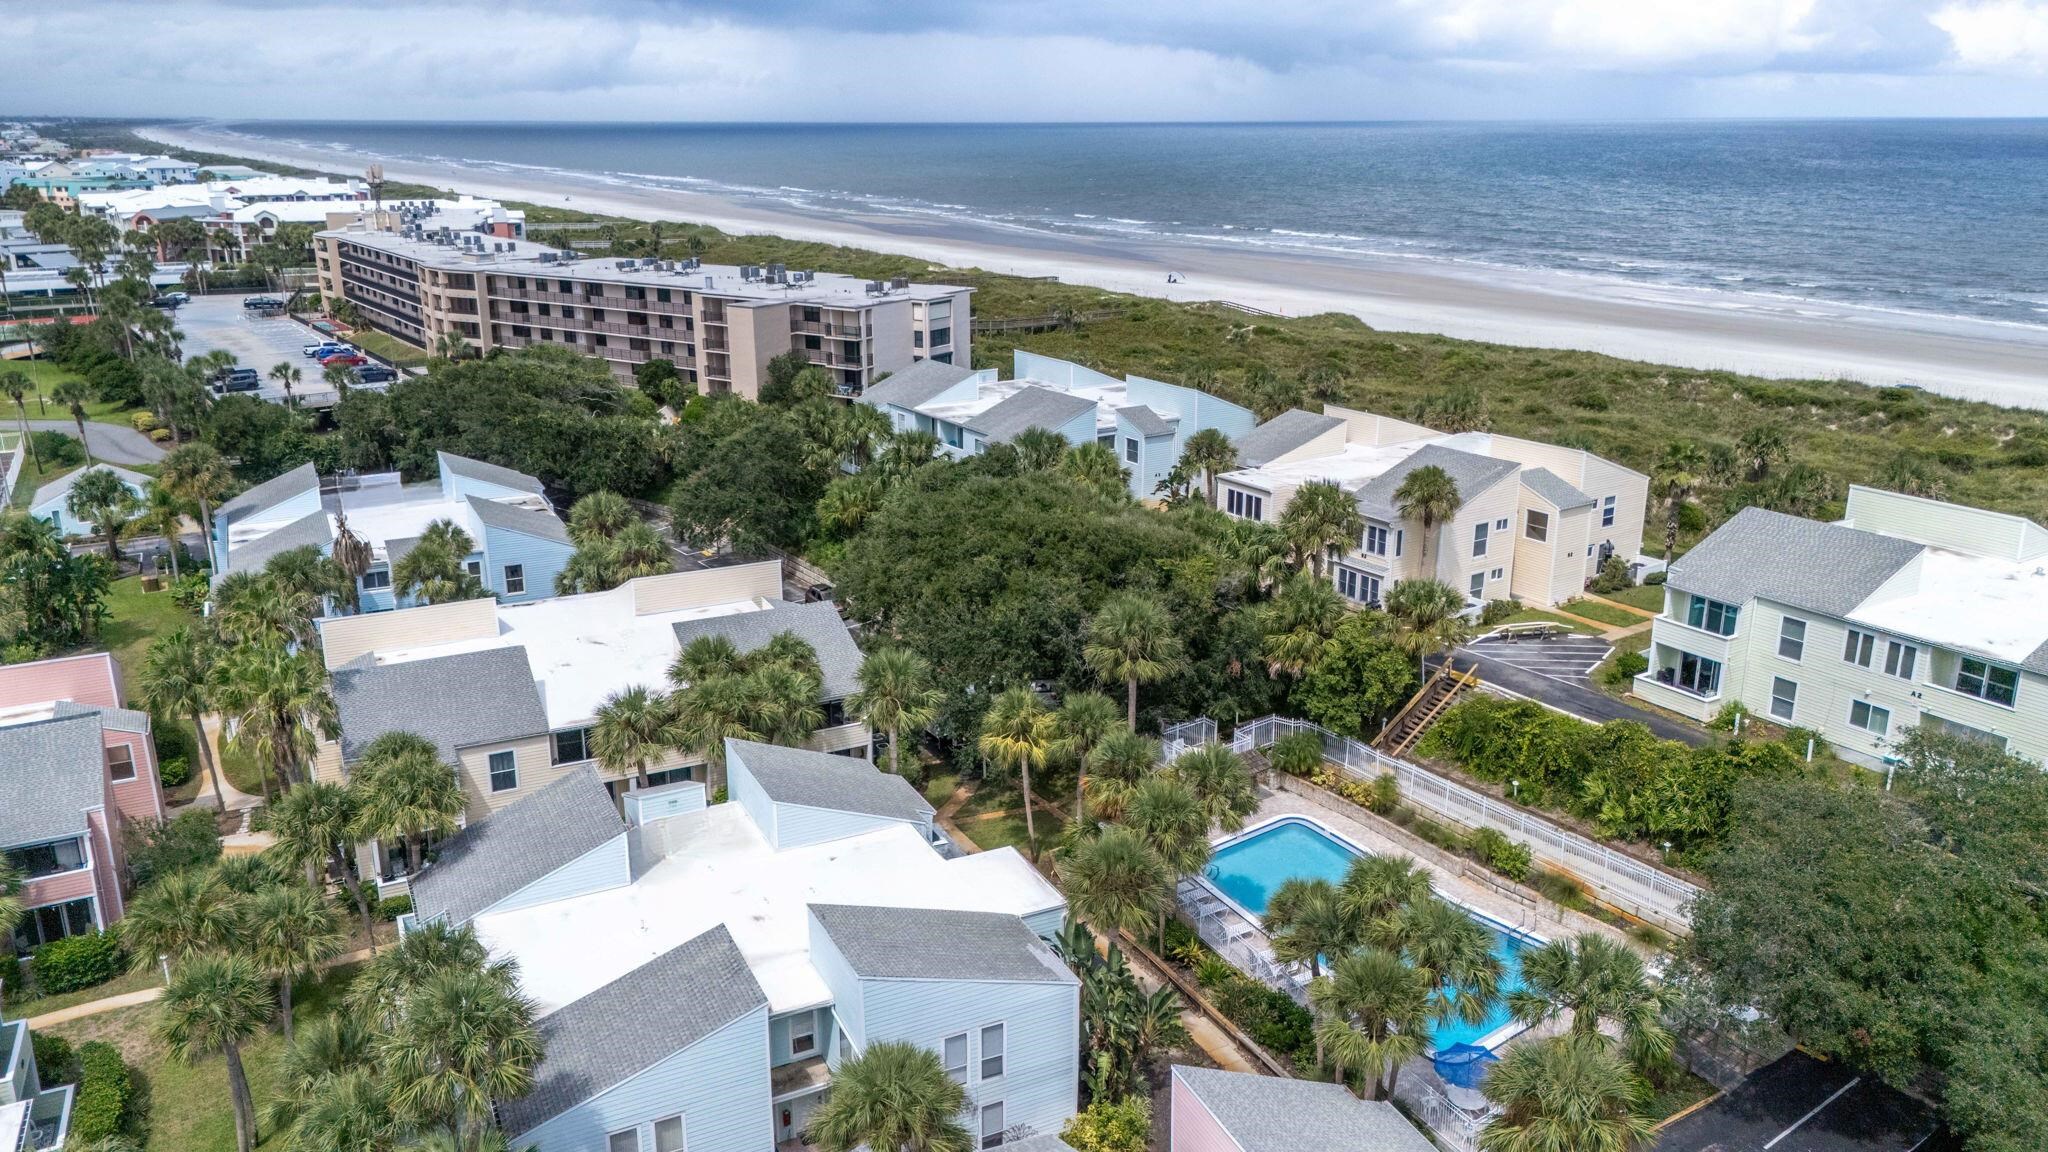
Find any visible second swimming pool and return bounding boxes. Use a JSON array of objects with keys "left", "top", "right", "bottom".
[{"left": 1204, "top": 816, "right": 1531, "bottom": 1051}]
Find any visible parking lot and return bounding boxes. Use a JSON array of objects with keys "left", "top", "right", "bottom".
[
  {"left": 1464, "top": 630, "right": 1614, "bottom": 688},
  {"left": 175, "top": 294, "right": 384, "bottom": 408},
  {"left": 1656, "top": 1051, "right": 1950, "bottom": 1152}
]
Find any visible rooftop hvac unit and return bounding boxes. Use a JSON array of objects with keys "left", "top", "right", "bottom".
[
  {"left": 680, "top": 258, "right": 700, "bottom": 271},
  {"left": 772, "top": 268, "right": 787, "bottom": 284},
  {"left": 539, "top": 252, "right": 558, "bottom": 264},
  {"left": 865, "top": 280, "right": 885, "bottom": 295},
  {"left": 890, "top": 276, "right": 909, "bottom": 290},
  {"left": 767, "top": 262, "right": 785, "bottom": 277},
  {"left": 560, "top": 250, "right": 577, "bottom": 260}
]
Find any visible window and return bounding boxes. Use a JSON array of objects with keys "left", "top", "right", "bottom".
[
  {"left": 1672, "top": 652, "right": 1721, "bottom": 697},
  {"left": 654, "top": 1117, "right": 684, "bottom": 1152},
  {"left": 361, "top": 568, "right": 392, "bottom": 591},
  {"left": 1687, "top": 596, "right": 1739, "bottom": 636},
  {"left": 1394, "top": 530, "right": 1403, "bottom": 557},
  {"left": 591, "top": 308, "right": 606, "bottom": 321},
  {"left": 1884, "top": 641, "right": 1918, "bottom": 681},
  {"left": 1490, "top": 567, "right": 1504, "bottom": 580},
  {"left": 943, "top": 1033, "right": 969, "bottom": 1082},
  {"left": 1955, "top": 657, "right": 2019, "bottom": 707},
  {"left": 1778, "top": 617, "right": 1806, "bottom": 661},
  {"left": 913, "top": 330, "right": 924, "bottom": 348},
  {"left": 980, "top": 1023, "right": 1005, "bottom": 1079},
  {"left": 503, "top": 564, "right": 525, "bottom": 595},
  {"left": 1364, "top": 525, "right": 1388, "bottom": 556},
  {"left": 1525, "top": 510, "right": 1549, "bottom": 542},
  {"left": 1123, "top": 437, "right": 1139, "bottom": 464},
  {"left": 1336, "top": 567, "right": 1380, "bottom": 605},
  {"left": 608, "top": 1131, "right": 640, "bottom": 1152},
  {"left": 1469, "top": 571, "right": 1486, "bottom": 599},
  {"left": 657, "top": 288, "right": 672, "bottom": 303},
  {"left": 1849, "top": 699, "right": 1891, "bottom": 736},
  {"left": 790, "top": 1015, "right": 816, "bottom": 1056},
  {"left": 930, "top": 325, "right": 952, "bottom": 347},
  {"left": 979, "top": 1103, "right": 1006, "bottom": 1150},
  {"left": 1225, "top": 489, "right": 1264, "bottom": 521},
  {"left": 465, "top": 560, "right": 482, "bottom": 579},
  {"left": 11, "top": 896, "right": 95, "bottom": 952},
  {"left": 5, "top": 837, "right": 85, "bottom": 879},
  {"left": 1495, "top": 518, "right": 1509, "bottom": 531},
  {"left": 1473, "top": 521, "right": 1489, "bottom": 557},
  {"left": 1602, "top": 495, "right": 1617, "bottom": 527},
  {"left": 1770, "top": 677, "right": 1798, "bottom": 721},
  {"left": 552, "top": 727, "right": 592, "bottom": 765},
  {"left": 488, "top": 750, "right": 517, "bottom": 793},
  {"left": 106, "top": 743, "right": 135, "bottom": 782},
  {"left": 1923, "top": 714, "right": 2007, "bottom": 750},
  {"left": 1843, "top": 629, "right": 1876, "bottom": 668}
]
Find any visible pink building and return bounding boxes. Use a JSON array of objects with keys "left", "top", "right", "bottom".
[
  {"left": 0, "top": 654, "right": 162, "bottom": 952},
  {"left": 1169, "top": 1065, "right": 1438, "bottom": 1152}
]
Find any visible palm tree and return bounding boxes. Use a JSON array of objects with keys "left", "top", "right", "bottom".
[
  {"left": 670, "top": 633, "right": 743, "bottom": 684},
  {"left": 260, "top": 1014, "right": 377, "bottom": 1139},
  {"left": 276, "top": 1067, "right": 399, "bottom": 1152},
  {"left": 669, "top": 673, "right": 758, "bottom": 798},
  {"left": 1279, "top": 479, "right": 1364, "bottom": 579},
  {"left": 0, "top": 859, "right": 22, "bottom": 959},
  {"left": 121, "top": 868, "right": 242, "bottom": 970},
  {"left": 1051, "top": 690, "right": 1120, "bottom": 825},
  {"left": 1262, "top": 572, "right": 1345, "bottom": 678},
  {"left": 1122, "top": 775, "right": 1210, "bottom": 949},
  {"left": 136, "top": 626, "right": 226, "bottom": 810},
  {"left": 1507, "top": 933, "right": 1673, "bottom": 1075},
  {"left": 1340, "top": 853, "right": 1434, "bottom": 934},
  {"left": 348, "top": 732, "right": 463, "bottom": 877},
  {"left": 0, "top": 369, "right": 38, "bottom": 470},
  {"left": 347, "top": 920, "right": 511, "bottom": 1028},
  {"left": 1010, "top": 426, "right": 1069, "bottom": 471},
  {"left": 1167, "top": 743, "right": 1257, "bottom": 833},
  {"left": 322, "top": 360, "right": 360, "bottom": 398},
  {"left": 1177, "top": 426, "right": 1239, "bottom": 508},
  {"left": 160, "top": 441, "right": 235, "bottom": 548},
  {"left": 66, "top": 467, "right": 138, "bottom": 565},
  {"left": 566, "top": 489, "right": 634, "bottom": 545},
  {"left": 806, "top": 1040, "right": 971, "bottom": 1152},
  {"left": 393, "top": 520, "right": 482, "bottom": 604},
  {"left": 383, "top": 967, "right": 541, "bottom": 1148},
  {"left": 608, "top": 519, "right": 671, "bottom": 581},
  {"left": 850, "top": 645, "right": 942, "bottom": 781},
  {"left": 268, "top": 780, "right": 380, "bottom": 949},
  {"left": 246, "top": 883, "right": 346, "bottom": 1042},
  {"left": 1479, "top": 1035, "right": 1657, "bottom": 1152},
  {"left": 1083, "top": 592, "right": 1184, "bottom": 729},
  {"left": 431, "top": 332, "right": 468, "bottom": 362},
  {"left": 1060, "top": 440, "right": 1130, "bottom": 500},
  {"left": 64, "top": 266, "right": 95, "bottom": 313},
  {"left": 214, "top": 642, "right": 338, "bottom": 800},
  {"left": 1083, "top": 728, "right": 1158, "bottom": 822},
  {"left": 1654, "top": 443, "right": 1704, "bottom": 565},
  {"left": 1383, "top": 578, "right": 1472, "bottom": 681},
  {"left": 1057, "top": 825, "right": 1171, "bottom": 944},
  {"left": 591, "top": 685, "right": 681, "bottom": 788},
  {"left": 978, "top": 684, "right": 1054, "bottom": 857},
  {"left": 1393, "top": 464, "right": 1462, "bottom": 575},
  {"left": 743, "top": 661, "right": 824, "bottom": 746},
  {"left": 157, "top": 953, "right": 276, "bottom": 1152},
  {"left": 1265, "top": 877, "right": 1357, "bottom": 980},
  {"left": 1311, "top": 947, "right": 1434, "bottom": 1099},
  {"left": 268, "top": 361, "right": 301, "bottom": 407},
  {"left": 135, "top": 481, "right": 190, "bottom": 577},
  {"left": 1397, "top": 897, "right": 1505, "bottom": 1028}
]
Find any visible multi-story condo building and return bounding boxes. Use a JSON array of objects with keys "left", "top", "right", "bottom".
[
  {"left": 211, "top": 453, "right": 572, "bottom": 613},
  {"left": 313, "top": 224, "right": 971, "bottom": 398},
  {"left": 1, "top": 1001, "right": 75, "bottom": 1152},
  {"left": 1215, "top": 405, "right": 1650, "bottom": 609},
  {"left": 860, "top": 351, "right": 1258, "bottom": 501},
  {"left": 1168, "top": 1066, "right": 1434, "bottom": 1152},
  {"left": 405, "top": 745, "right": 1076, "bottom": 1152},
  {"left": 310, "top": 562, "right": 871, "bottom": 892},
  {"left": 0, "top": 653, "right": 163, "bottom": 952},
  {"left": 1636, "top": 486, "right": 2048, "bottom": 769}
]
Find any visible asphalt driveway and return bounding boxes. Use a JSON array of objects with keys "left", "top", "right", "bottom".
[
  {"left": 1467, "top": 632, "right": 1614, "bottom": 687},
  {"left": 23, "top": 420, "right": 165, "bottom": 465},
  {"left": 1656, "top": 1051, "right": 1949, "bottom": 1152}
]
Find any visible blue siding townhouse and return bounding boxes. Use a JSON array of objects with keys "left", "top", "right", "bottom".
[
  {"left": 209, "top": 451, "right": 573, "bottom": 612},
  {"left": 28, "top": 464, "right": 151, "bottom": 538},
  {"left": 860, "top": 351, "right": 1257, "bottom": 501},
  {"left": 406, "top": 740, "right": 1079, "bottom": 1152}
]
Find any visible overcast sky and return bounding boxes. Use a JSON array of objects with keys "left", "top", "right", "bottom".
[{"left": 8, "top": 0, "right": 2048, "bottom": 121}]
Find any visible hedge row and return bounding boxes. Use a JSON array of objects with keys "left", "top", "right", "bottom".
[{"left": 70, "top": 1041, "right": 132, "bottom": 1143}]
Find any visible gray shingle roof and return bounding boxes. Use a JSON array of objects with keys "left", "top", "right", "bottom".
[
  {"left": 1235, "top": 409, "right": 1342, "bottom": 468},
  {"left": 331, "top": 646, "right": 548, "bottom": 762},
  {"left": 52, "top": 700, "right": 150, "bottom": 735},
  {"left": 217, "top": 462, "right": 318, "bottom": 519},
  {"left": 1117, "top": 405, "right": 1175, "bottom": 438},
  {"left": 411, "top": 766, "right": 624, "bottom": 928},
  {"left": 728, "top": 739, "right": 931, "bottom": 822},
  {"left": 1173, "top": 1066, "right": 1437, "bottom": 1152},
  {"left": 226, "top": 509, "right": 331, "bottom": 575},
  {"left": 1667, "top": 506, "right": 1923, "bottom": 618},
  {"left": 438, "top": 451, "right": 544, "bottom": 496},
  {"left": 670, "top": 600, "right": 864, "bottom": 700},
  {"left": 464, "top": 495, "right": 570, "bottom": 546},
  {"left": 498, "top": 925, "right": 766, "bottom": 1138},
  {"left": 32, "top": 463, "right": 151, "bottom": 510},
  {"left": 1519, "top": 466, "right": 1595, "bottom": 511},
  {"left": 809, "top": 905, "right": 1075, "bottom": 984},
  {"left": 0, "top": 715, "right": 107, "bottom": 849},
  {"left": 860, "top": 359, "right": 977, "bottom": 410},
  {"left": 1356, "top": 444, "right": 1520, "bottom": 521},
  {"left": 967, "top": 387, "right": 1099, "bottom": 443}
]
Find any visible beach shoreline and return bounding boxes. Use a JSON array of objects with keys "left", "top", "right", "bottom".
[{"left": 139, "top": 123, "right": 2048, "bottom": 409}]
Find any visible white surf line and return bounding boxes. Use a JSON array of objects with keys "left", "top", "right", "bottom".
[{"left": 1763, "top": 1076, "right": 1862, "bottom": 1150}]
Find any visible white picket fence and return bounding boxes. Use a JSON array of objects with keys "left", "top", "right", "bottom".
[{"left": 1226, "top": 715, "right": 1701, "bottom": 933}]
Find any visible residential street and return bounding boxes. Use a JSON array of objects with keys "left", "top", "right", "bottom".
[{"left": 21, "top": 419, "right": 165, "bottom": 465}]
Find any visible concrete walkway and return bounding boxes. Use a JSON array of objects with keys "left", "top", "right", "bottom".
[
  {"left": 21, "top": 420, "right": 165, "bottom": 465},
  {"left": 29, "top": 946, "right": 377, "bottom": 1030},
  {"left": 195, "top": 713, "right": 263, "bottom": 812}
]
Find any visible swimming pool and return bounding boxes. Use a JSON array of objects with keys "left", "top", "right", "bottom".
[{"left": 1204, "top": 816, "right": 1532, "bottom": 1051}]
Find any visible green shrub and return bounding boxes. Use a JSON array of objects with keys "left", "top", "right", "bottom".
[
  {"left": 157, "top": 755, "right": 192, "bottom": 788},
  {"left": 1780, "top": 726, "right": 1828, "bottom": 761},
  {"left": 1644, "top": 570, "right": 1667, "bottom": 586},
  {"left": 1366, "top": 773, "right": 1401, "bottom": 815},
  {"left": 1161, "top": 915, "right": 1197, "bottom": 958},
  {"left": 30, "top": 931, "right": 124, "bottom": 994},
  {"left": 1479, "top": 598, "right": 1518, "bottom": 626},
  {"left": 1532, "top": 869, "right": 1590, "bottom": 909},
  {"left": 1061, "top": 1096, "right": 1151, "bottom": 1152},
  {"left": 1265, "top": 730, "right": 1325, "bottom": 777},
  {"left": 1602, "top": 650, "right": 1649, "bottom": 687},
  {"left": 30, "top": 431, "right": 84, "bottom": 467},
  {"left": 1588, "top": 556, "right": 1634, "bottom": 594},
  {"left": 1210, "top": 971, "right": 1315, "bottom": 1065},
  {"left": 1471, "top": 828, "right": 1533, "bottom": 882},
  {"left": 32, "top": 1032, "right": 76, "bottom": 1084},
  {"left": 123, "top": 808, "right": 221, "bottom": 888},
  {"left": 69, "top": 1041, "right": 132, "bottom": 1143},
  {"left": 377, "top": 894, "right": 414, "bottom": 921}
]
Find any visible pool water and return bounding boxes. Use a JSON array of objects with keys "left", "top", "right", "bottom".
[{"left": 1205, "top": 818, "right": 1529, "bottom": 1050}]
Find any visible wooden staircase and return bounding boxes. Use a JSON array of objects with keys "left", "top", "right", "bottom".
[{"left": 1376, "top": 663, "right": 1479, "bottom": 758}]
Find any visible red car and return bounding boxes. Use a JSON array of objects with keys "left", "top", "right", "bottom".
[{"left": 318, "top": 352, "right": 368, "bottom": 367}]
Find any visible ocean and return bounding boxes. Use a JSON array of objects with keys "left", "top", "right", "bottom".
[{"left": 208, "top": 119, "right": 2048, "bottom": 328}]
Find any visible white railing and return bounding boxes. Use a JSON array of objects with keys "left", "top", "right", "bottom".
[
  {"left": 1224, "top": 715, "right": 1702, "bottom": 934},
  {"left": 1158, "top": 717, "right": 1218, "bottom": 763}
]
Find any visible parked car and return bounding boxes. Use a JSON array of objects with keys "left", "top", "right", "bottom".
[
  {"left": 149, "top": 292, "right": 188, "bottom": 309},
  {"left": 215, "top": 369, "right": 260, "bottom": 393},
  {"left": 355, "top": 366, "right": 398, "bottom": 385},
  {"left": 243, "top": 296, "right": 283, "bottom": 310},
  {"left": 318, "top": 352, "right": 368, "bottom": 367},
  {"left": 303, "top": 342, "right": 353, "bottom": 358}
]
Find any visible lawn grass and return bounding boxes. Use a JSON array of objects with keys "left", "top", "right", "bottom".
[
  {"left": 1647, "top": 1068, "right": 1721, "bottom": 1125},
  {"left": 97, "top": 574, "right": 196, "bottom": 697},
  {"left": 8, "top": 435, "right": 84, "bottom": 507},
  {"left": 1591, "top": 630, "right": 1656, "bottom": 699},
  {"left": 48, "top": 962, "right": 362, "bottom": 1151},
  {"left": 6, "top": 966, "right": 161, "bottom": 1019},
  {"left": 1487, "top": 607, "right": 1602, "bottom": 636},
  {"left": 347, "top": 329, "right": 430, "bottom": 368},
  {"left": 1601, "top": 583, "right": 1669, "bottom": 612},
  {"left": 1560, "top": 597, "right": 1650, "bottom": 628},
  {"left": 953, "top": 780, "right": 1067, "bottom": 857},
  {"left": 6, "top": 361, "right": 143, "bottom": 426},
  {"left": 220, "top": 739, "right": 270, "bottom": 797}
]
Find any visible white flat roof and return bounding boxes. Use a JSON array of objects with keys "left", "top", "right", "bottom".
[
  {"left": 1220, "top": 429, "right": 1492, "bottom": 493},
  {"left": 920, "top": 374, "right": 1137, "bottom": 435},
  {"left": 368, "top": 583, "right": 774, "bottom": 729},
  {"left": 1850, "top": 548, "right": 2048, "bottom": 668},
  {"left": 472, "top": 804, "right": 1064, "bottom": 1016}
]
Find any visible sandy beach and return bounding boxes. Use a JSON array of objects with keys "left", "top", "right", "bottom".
[{"left": 142, "top": 124, "right": 2048, "bottom": 409}]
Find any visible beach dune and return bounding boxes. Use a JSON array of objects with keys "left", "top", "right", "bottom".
[{"left": 141, "top": 124, "right": 2048, "bottom": 410}]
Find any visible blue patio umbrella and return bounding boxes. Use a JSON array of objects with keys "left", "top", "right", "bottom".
[{"left": 1433, "top": 1042, "right": 1499, "bottom": 1090}]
